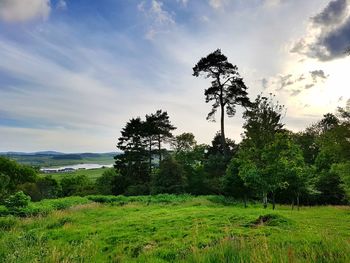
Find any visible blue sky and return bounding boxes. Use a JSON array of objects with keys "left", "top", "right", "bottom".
[{"left": 0, "top": 0, "right": 349, "bottom": 152}]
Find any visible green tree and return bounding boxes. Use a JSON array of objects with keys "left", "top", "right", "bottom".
[
  {"left": 151, "top": 156, "right": 186, "bottom": 194},
  {"left": 146, "top": 110, "right": 176, "bottom": 163},
  {"left": 237, "top": 94, "right": 286, "bottom": 208},
  {"left": 193, "top": 49, "right": 251, "bottom": 156},
  {"left": 115, "top": 117, "right": 150, "bottom": 189},
  {"left": 172, "top": 132, "right": 197, "bottom": 152},
  {"left": 224, "top": 158, "right": 251, "bottom": 207},
  {"left": 95, "top": 168, "right": 120, "bottom": 195},
  {"left": 331, "top": 162, "right": 350, "bottom": 202},
  {"left": 60, "top": 175, "right": 92, "bottom": 197},
  {"left": 262, "top": 133, "right": 306, "bottom": 209},
  {"left": 0, "top": 173, "right": 10, "bottom": 201},
  {"left": 0, "top": 157, "right": 37, "bottom": 198}
]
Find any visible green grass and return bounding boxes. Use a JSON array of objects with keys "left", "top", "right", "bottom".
[
  {"left": 7, "top": 154, "right": 114, "bottom": 167},
  {"left": 0, "top": 195, "right": 349, "bottom": 262},
  {"left": 40, "top": 167, "right": 108, "bottom": 181}
]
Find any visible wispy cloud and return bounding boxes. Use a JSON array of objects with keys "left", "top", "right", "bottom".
[{"left": 137, "top": 0, "right": 175, "bottom": 40}]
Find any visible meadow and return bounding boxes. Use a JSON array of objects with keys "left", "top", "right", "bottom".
[
  {"left": 0, "top": 195, "right": 349, "bottom": 262},
  {"left": 40, "top": 167, "right": 108, "bottom": 182},
  {"left": 2, "top": 153, "right": 115, "bottom": 167}
]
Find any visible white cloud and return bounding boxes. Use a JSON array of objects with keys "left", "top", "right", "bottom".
[
  {"left": 0, "top": 0, "right": 51, "bottom": 22},
  {"left": 138, "top": 0, "right": 175, "bottom": 39},
  {"left": 208, "top": 0, "right": 227, "bottom": 9},
  {"left": 56, "top": 0, "right": 67, "bottom": 10}
]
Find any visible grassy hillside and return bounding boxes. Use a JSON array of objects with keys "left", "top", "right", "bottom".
[
  {"left": 40, "top": 167, "right": 108, "bottom": 181},
  {"left": 0, "top": 195, "right": 349, "bottom": 262},
  {"left": 2, "top": 153, "right": 116, "bottom": 167}
]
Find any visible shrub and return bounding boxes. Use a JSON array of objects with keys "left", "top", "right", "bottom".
[
  {"left": 4, "top": 191, "right": 31, "bottom": 209},
  {"left": 95, "top": 168, "right": 120, "bottom": 195},
  {"left": 0, "top": 216, "right": 17, "bottom": 231},
  {"left": 151, "top": 157, "right": 186, "bottom": 194},
  {"left": 60, "top": 175, "right": 94, "bottom": 197}
]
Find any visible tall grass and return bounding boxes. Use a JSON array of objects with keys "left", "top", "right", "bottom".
[{"left": 0, "top": 195, "right": 349, "bottom": 262}]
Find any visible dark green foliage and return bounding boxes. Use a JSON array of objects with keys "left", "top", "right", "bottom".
[
  {"left": 4, "top": 191, "right": 31, "bottom": 209},
  {"left": 60, "top": 175, "right": 94, "bottom": 197},
  {"left": 242, "top": 94, "right": 285, "bottom": 149},
  {"left": 151, "top": 157, "right": 187, "bottom": 194},
  {"left": 238, "top": 95, "right": 286, "bottom": 208},
  {"left": 115, "top": 111, "right": 176, "bottom": 195},
  {"left": 331, "top": 162, "right": 350, "bottom": 201},
  {"left": 316, "top": 170, "right": 346, "bottom": 204},
  {"left": 0, "top": 156, "right": 37, "bottom": 199},
  {"left": 95, "top": 168, "right": 120, "bottom": 195},
  {"left": 223, "top": 158, "right": 250, "bottom": 201},
  {"left": 0, "top": 173, "right": 10, "bottom": 201},
  {"left": 172, "top": 132, "right": 196, "bottom": 152}
]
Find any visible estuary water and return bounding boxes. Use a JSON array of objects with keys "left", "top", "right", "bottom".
[{"left": 40, "top": 163, "right": 113, "bottom": 172}]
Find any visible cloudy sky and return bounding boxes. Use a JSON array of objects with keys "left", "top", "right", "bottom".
[{"left": 0, "top": 0, "right": 349, "bottom": 152}]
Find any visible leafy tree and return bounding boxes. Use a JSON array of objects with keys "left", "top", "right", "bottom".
[
  {"left": 60, "top": 175, "right": 93, "bottom": 197},
  {"left": 331, "top": 162, "right": 350, "bottom": 202},
  {"left": 207, "top": 131, "right": 238, "bottom": 157},
  {"left": 224, "top": 158, "right": 251, "bottom": 207},
  {"left": 242, "top": 94, "right": 285, "bottom": 149},
  {"left": 0, "top": 173, "right": 10, "bottom": 201},
  {"left": 172, "top": 132, "right": 197, "bottom": 152},
  {"left": 95, "top": 168, "right": 121, "bottom": 195},
  {"left": 293, "top": 125, "right": 320, "bottom": 165},
  {"left": 174, "top": 143, "right": 209, "bottom": 195},
  {"left": 146, "top": 110, "right": 176, "bottom": 163},
  {"left": 0, "top": 157, "right": 37, "bottom": 197},
  {"left": 193, "top": 49, "right": 251, "bottom": 156},
  {"left": 262, "top": 133, "right": 306, "bottom": 209},
  {"left": 36, "top": 176, "right": 61, "bottom": 200},
  {"left": 151, "top": 156, "right": 186, "bottom": 194},
  {"left": 237, "top": 95, "right": 286, "bottom": 208},
  {"left": 115, "top": 117, "right": 150, "bottom": 187}
]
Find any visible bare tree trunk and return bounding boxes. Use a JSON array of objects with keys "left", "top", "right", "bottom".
[
  {"left": 272, "top": 192, "right": 276, "bottom": 210},
  {"left": 220, "top": 102, "right": 227, "bottom": 157},
  {"left": 297, "top": 193, "right": 300, "bottom": 211},
  {"left": 158, "top": 134, "right": 161, "bottom": 164},
  {"left": 263, "top": 192, "right": 267, "bottom": 209},
  {"left": 218, "top": 81, "right": 227, "bottom": 157},
  {"left": 149, "top": 138, "right": 152, "bottom": 174}
]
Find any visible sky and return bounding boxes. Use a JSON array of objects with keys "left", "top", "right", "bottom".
[{"left": 0, "top": 0, "right": 349, "bottom": 153}]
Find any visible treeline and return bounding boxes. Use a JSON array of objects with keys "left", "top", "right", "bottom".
[{"left": 98, "top": 96, "right": 349, "bottom": 208}]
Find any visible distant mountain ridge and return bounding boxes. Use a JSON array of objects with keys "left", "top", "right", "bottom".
[{"left": 0, "top": 151, "right": 118, "bottom": 156}]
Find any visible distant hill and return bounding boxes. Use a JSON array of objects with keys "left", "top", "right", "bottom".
[
  {"left": 0, "top": 151, "right": 121, "bottom": 167},
  {"left": 52, "top": 154, "right": 83, "bottom": 160}
]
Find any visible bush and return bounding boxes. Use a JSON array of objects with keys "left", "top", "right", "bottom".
[
  {"left": 60, "top": 175, "right": 95, "bottom": 197},
  {"left": 95, "top": 168, "right": 120, "bottom": 195},
  {"left": 4, "top": 191, "right": 31, "bottom": 209},
  {"left": 151, "top": 157, "right": 187, "bottom": 194},
  {"left": 0, "top": 216, "right": 17, "bottom": 231}
]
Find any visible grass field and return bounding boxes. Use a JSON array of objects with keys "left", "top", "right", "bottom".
[
  {"left": 40, "top": 167, "right": 108, "bottom": 181},
  {"left": 5, "top": 154, "right": 115, "bottom": 167},
  {"left": 0, "top": 195, "right": 349, "bottom": 262}
]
